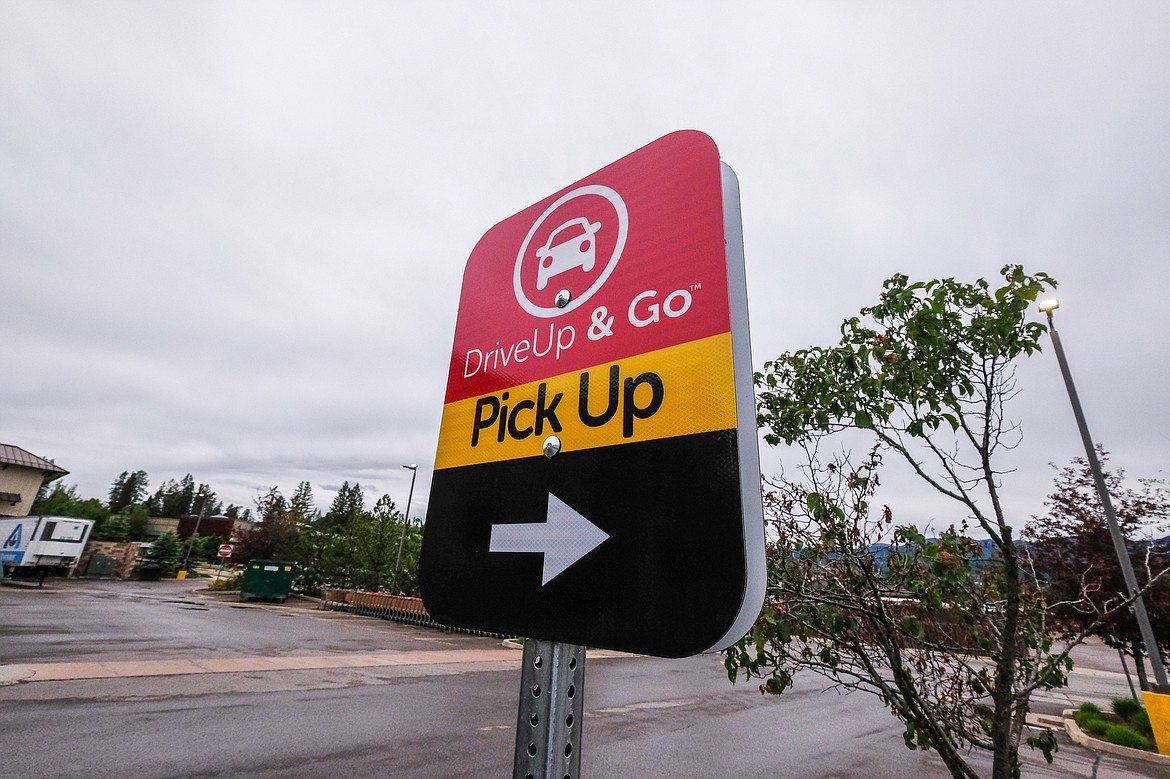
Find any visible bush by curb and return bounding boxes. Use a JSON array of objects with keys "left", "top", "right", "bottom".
[
  {"left": 1074, "top": 700, "right": 1156, "bottom": 752},
  {"left": 1064, "top": 707, "right": 1169, "bottom": 766}
]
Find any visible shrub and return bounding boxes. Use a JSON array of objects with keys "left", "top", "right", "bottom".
[
  {"left": 1075, "top": 700, "right": 1155, "bottom": 751},
  {"left": 1101, "top": 723, "right": 1152, "bottom": 751},
  {"left": 1129, "top": 708, "right": 1153, "bottom": 738},
  {"left": 1108, "top": 698, "right": 1155, "bottom": 739},
  {"left": 207, "top": 573, "right": 243, "bottom": 591},
  {"left": 1081, "top": 716, "right": 1109, "bottom": 737},
  {"left": 1112, "top": 697, "right": 1142, "bottom": 720},
  {"left": 1076, "top": 703, "right": 1109, "bottom": 737}
]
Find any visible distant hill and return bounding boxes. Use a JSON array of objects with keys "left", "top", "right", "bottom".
[
  {"left": 867, "top": 538, "right": 997, "bottom": 571},
  {"left": 859, "top": 534, "right": 1168, "bottom": 572}
]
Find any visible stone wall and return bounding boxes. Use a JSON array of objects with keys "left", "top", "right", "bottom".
[{"left": 76, "top": 540, "right": 144, "bottom": 579}]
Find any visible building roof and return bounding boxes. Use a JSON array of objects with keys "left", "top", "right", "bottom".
[{"left": 0, "top": 443, "right": 69, "bottom": 481}]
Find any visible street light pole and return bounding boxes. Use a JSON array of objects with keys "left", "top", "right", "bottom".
[
  {"left": 1040, "top": 299, "right": 1168, "bottom": 690},
  {"left": 179, "top": 491, "right": 210, "bottom": 576},
  {"left": 393, "top": 464, "right": 418, "bottom": 593}
]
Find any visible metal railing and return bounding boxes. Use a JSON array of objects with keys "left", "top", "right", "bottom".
[{"left": 320, "top": 589, "right": 508, "bottom": 638}]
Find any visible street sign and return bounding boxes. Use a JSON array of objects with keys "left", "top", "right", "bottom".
[
  {"left": 420, "top": 131, "right": 764, "bottom": 658},
  {"left": 217, "top": 544, "right": 234, "bottom": 558}
]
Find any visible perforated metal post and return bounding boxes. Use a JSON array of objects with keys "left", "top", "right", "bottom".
[{"left": 513, "top": 640, "right": 585, "bottom": 779}]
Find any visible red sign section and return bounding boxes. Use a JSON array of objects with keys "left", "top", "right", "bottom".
[{"left": 446, "top": 130, "right": 730, "bottom": 405}]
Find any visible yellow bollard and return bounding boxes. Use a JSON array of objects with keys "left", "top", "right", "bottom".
[
  {"left": 176, "top": 570, "right": 188, "bottom": 580},
  {"left": 1142, "top": 690, "right": 1170, "bottom": 754}
]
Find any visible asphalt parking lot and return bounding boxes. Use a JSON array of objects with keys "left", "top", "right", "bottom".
[{"left": 1, "top": 577, "right": 1166, "bottom": 779}]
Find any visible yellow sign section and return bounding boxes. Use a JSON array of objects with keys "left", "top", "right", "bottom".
[{"left": 435, "top": 333, "right": 737, "bottom": 470}]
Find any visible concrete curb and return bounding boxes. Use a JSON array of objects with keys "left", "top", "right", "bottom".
[
  {"left": 1061, "top": 708, "right": 1170, "bottom": 766},
  {"left": 0, "top": 665, "right": 35, "bottom": 686},
  {"left": 497, "top": 639, "right": 641, "bottom": 659},
  {"left": 0, "top": 580, "right": 57, "bottom": 590}
]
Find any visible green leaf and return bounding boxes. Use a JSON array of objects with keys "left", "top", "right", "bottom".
[
  {"left": 763, "top": 676, "right": 788, "bottom": 695},
  {"left": 1026, "top": 730, "right": 1058, "bottom": 764}
]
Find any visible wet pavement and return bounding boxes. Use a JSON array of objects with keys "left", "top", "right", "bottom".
[{"left": 1, "top": 576, "right": 1166, "bottom": 778}]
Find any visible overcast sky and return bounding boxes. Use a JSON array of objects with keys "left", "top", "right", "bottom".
[{"left": 3, "top": 2, "right": 1169, "bottom": 531}]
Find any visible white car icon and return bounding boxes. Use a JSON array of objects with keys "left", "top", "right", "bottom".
[{"left": 534, "top": 217, "right": 602, "bottom": 291}]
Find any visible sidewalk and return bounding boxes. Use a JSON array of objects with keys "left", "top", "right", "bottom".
[
  {"left": 1, "top": 647, "right": 517, "bottom": 683},
  {"left": 0, "top": 644, "right": 632, "bottom": 684}
]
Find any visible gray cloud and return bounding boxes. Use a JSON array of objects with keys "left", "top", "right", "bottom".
[{"left": 3, "top": 2, "right": 1169, "bottom": 528}]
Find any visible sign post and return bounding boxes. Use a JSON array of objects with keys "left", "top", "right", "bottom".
[
  {"left": 216, "top": 544, "right": 233, "bottom": 580},
  {"left": 512, "top": 639, "right": 585, "bottom": 779},
  {"left": 421, "top": 130, "right": 764, "bottom": 776}
]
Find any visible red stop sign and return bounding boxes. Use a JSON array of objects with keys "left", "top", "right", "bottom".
[{"left": 217, "top": 544, "right": 234, "bottom": 558}]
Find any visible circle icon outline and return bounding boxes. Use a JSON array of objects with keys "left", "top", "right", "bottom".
[{"left": 513, "top": 185, "right": 628, "bottom": 318}]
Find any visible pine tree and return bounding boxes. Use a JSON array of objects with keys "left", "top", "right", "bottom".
[
  {"left": 108, "top": 470, "right": 149, "bottom": 513},
  {"left": 323, "top": 481, "right": 365, "bottom": 530},
  {"left": 147, "top": 531, "right": 183, "bottom": 576},
  {"left": 289, "top": 481, "right": 316, "bottom": 524},
  {"left": 190, "top": 484, "right": 222, "bottom": 517}
]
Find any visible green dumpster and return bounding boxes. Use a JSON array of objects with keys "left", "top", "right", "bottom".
[{"left": 240, "top": 560, "right": 296, "bottom": 602}]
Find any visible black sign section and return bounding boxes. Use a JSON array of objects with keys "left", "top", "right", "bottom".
[{"left": 420, "top": 429, "right": 748, "bottom": 658}]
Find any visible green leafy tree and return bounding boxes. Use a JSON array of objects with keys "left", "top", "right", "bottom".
[
  {"left": 727, "top": 266, "right": 1069, "bottom": 779},
  {"left": 107, "top": 470, "right": 149, "bottom": 513},
  {"left": 344, "top": 495, "right": 404, "bottom": 592},
  {"left": 120, "top": 504, "right": 151, "bottom": 541},
  {"left": 189, "top": 534, "right": 223, "bottom": 563},
  {"left": 302, "top": 483, "right": 367, "bottom": 587},
  {"left": 98, "top": 514, "right": 132, "bottom": 542},
  {"left": 300, "top": 493, "right": 422, "bottom": 595},
  {"left": 1024, "top": 453, "right": 1170, "bottom": 689},
  {"left": 233, "top": 488, "right": 298, "bottom": 562},
  {"left": 31, "top": 483, "right": 110, "bottom": 524}
]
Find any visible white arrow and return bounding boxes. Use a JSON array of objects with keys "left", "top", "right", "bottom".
[{"left": 489, "top": 493, "right": 610, "bottom": 585}]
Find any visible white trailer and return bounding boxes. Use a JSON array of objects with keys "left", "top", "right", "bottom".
[{"left": 0, "top": 516, "right": 94, "bottom": 584}]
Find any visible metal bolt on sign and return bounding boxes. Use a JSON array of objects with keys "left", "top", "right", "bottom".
[{"left": 513, "top": 640, "right": 585, "bottom": 779}]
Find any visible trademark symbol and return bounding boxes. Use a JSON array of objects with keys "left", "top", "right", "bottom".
[{"left": 690, "top": 282, "right": 702, "bottom": 292}]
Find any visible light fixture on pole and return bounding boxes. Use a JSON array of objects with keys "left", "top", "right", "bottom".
[
  {"left": 393, "top": 464, "right": 418, "bottom": 593},
  {"left": 1040, "top": 298, "right": 1168, "bottom": 690}
]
